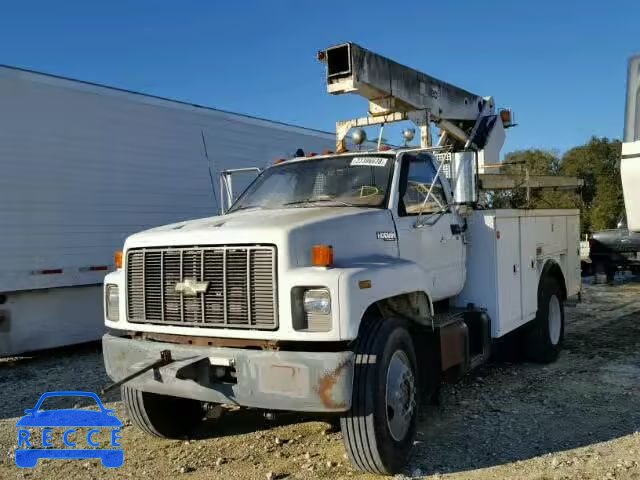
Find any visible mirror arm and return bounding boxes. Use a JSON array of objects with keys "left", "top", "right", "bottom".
[
  {"left": 414, "top": 206, "right": 448, "bottom": 228},
  {"left": 415, "top": 158, "right": 446, "bottom": 227}
]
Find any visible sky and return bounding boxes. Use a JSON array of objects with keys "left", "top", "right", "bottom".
[{"left": 1, "top": 0, "right": 638, "bottom": 156}]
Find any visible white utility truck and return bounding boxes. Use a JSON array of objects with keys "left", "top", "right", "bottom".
[
  {"left": 102, "top": 43, "right": 581, "bottom": 474},
  {"left": 621, "top": 55, "right": 640, "bottom": 231},
  {"left": 0, "top": 65, "right": 335, "bottom": 356}
]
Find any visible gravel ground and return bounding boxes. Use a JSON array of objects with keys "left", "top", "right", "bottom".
[{"left": 1, "top": 279, "right": 640, "bottom": 479}]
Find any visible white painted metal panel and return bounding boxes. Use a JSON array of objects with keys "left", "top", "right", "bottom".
[
  {"left": 495, "top": 217, "right": 522, "bottom": 335},
  {"left": 519, "top": 216, "right": 540, "bottom": 321},
  {"left": 0, "top": 286, "right": 104, "bottom": 355},
  {"left": 621, "top": 141, "right": 640, "bottom": 232},
  {"left": 395, "top": 212, "right": 465, "bottom": 301},
  {"left": 455, "top": 209, "right": 580, "bottom": 338},
  {"left": 565, "top": 215, "right": 581, "bottom": 297},
  {"left": 0, "top": 66, "right": 335, "bottom": 293},
  {"left": 453, "top": 212, "right": 499, "bottom": 335}
]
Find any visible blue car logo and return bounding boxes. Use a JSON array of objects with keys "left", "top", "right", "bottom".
[{"left": 15, "top": 391, "right": 123, "bottom": 468}]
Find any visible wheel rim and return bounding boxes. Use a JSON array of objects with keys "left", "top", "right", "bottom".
[
  {"left": 385, "top": 350, "right": 416, "bottom": 441},
  {"left": 548, "top": 294, "right": 561, "bottom": 345}
]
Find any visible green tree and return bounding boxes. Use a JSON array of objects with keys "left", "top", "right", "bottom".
[
  {"left": 486, "top": 149, "right": 578, "bottom": 210},
  {"left": 560, "top": 137, "right": 623, "bottom": 232},
  {"left": 488, "top": 138, "right": 623, "bottom": 234}
]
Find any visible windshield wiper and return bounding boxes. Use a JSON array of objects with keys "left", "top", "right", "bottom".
[{"left": 283, "top": 199, "right": 358, "bottom": 207}]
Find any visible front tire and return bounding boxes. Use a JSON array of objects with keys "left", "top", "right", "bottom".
[
  {"left": 340, "top": 316, "right": 419, "bottom": 475},
  {"left": 524, "top": 276, "right": 565, "bottom": 363},
  {"left": 122, "top": 385, "right": 204, "bottom": 438}
]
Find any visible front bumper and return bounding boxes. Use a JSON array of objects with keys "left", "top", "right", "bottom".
[{"left": 102, "top": 334, "right": 354, "bottom": 412}]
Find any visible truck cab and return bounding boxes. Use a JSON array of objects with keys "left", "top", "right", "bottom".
[{"left": 102, "top": 43, "right": 580, "bottom": 475}]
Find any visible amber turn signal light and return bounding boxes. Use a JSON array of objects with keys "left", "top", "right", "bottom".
[
  {"left": 311, "top": 245, "right": 333, "bottom": 267},
  {"left": 114, "top": 250, "right": 123, "bottom": 269},
  {"left": 500, "top": 108, "right": 514, "bottom": 127}
]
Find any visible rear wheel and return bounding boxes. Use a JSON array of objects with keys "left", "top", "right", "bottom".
[
  {"left": 524, "top": 276, "right": 565, "bottom": 363},
  {"left": 340, "top": 316, "right": 419, "bottom": 474},
  {"left": 596, "top": 261, "right": 618, "bottom": 283},
  {"left": 122, "top": 385, "right": 204, "bottom": 438}
]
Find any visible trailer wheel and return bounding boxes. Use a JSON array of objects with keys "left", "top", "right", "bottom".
[
  {"left": 122, "top": 385, "right": 204, "bottom": 438},
  {"left": 524, "top": 276, "right": 565, "bottom": 363},
  {"left": 340, "top": 316, "right": 419, "bottom": 474}
]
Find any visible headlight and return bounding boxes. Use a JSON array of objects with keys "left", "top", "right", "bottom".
[
  {"left": 303, "top": 288, "right": 331, "bottom": 315},
  {"left": 105, "top": 284, "right": 120, "bottom": 322},
  {"left": 292, "top": 287, "right": 332, "bottom": 332}
]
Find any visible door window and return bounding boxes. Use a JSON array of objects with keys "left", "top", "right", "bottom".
[{"left": 399, "top": 155, "right": 447, "bottom": 216}]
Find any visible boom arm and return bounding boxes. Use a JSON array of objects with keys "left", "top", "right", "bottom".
[
  {"left": 318, "top": 42, "right": 499, "bottom": 155},
  {"left": 317, "top": 41, "right": 583, "bottom": 200},
  {"left": 323, "top": 42, "right": 490, "bottom": 121}
]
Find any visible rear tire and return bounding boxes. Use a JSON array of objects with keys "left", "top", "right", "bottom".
[
  {"left": 340, "top": 316, "right": 419, "bottom": 474},
  {"left": 122, "top": 385, "right": 204, "bottom": 438},
  {"left": 524, "top": 276, "right": 565, "bottom": 363},
  {"left": 594, "top": 262, "right": 609, "bottom": 284}
]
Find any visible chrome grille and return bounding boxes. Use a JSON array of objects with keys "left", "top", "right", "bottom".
[{"left": 126, "top": 246, "right": 277, "bottom": 329}]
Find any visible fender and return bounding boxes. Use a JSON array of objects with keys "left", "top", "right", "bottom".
[
  {"left": 337, "top": 256, "right": 434, "bottom": 340},
  {"left": 540, "top": 258, "right": 567, "bottom": 301}
]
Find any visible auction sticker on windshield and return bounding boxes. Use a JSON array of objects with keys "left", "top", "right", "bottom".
[{"left": 350, "top": 157, "right": 388, "bottom": 167}]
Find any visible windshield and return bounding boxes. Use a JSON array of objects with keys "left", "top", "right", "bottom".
[{"left": 228, "top": 155, "right": 395, "bottom": 212}]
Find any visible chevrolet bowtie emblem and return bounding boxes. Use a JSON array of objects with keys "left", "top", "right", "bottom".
[{"left": 175, "top": 278, "right": 209, "bottom": 296}]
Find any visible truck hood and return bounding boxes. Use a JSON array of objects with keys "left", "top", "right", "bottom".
[{"left": 124, "top": 207, "right": 399, "bottom": 267}]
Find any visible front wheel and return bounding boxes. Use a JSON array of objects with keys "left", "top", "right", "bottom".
[
  {"left": 122, "top": 385, "right": 204, "bottom": 438},
  {"left": 340, "top": 316, "right": 419, "bottom": 475},
  {"left": 524, "top": 276, "right": 565, "bottom": 363}
]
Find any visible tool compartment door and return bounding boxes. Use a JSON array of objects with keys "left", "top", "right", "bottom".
[
  {"left": 519, "top": 216, "right": 541, "bottom": 322},
  {"left": 495, "top": 217, "right": 522, "bottom": 335}
]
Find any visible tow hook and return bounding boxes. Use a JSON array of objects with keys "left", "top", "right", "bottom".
[{"left": 101, "top": 349, "right": 173, "bottom": 395}]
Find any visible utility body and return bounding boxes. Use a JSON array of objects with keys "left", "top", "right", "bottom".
[{"left": 102, "top": 43, "right": 581, "bottom": 474}]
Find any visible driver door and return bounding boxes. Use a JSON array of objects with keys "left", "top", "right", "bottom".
[{"left": 393, "top": 153, "right": 465, "bottom": 300}]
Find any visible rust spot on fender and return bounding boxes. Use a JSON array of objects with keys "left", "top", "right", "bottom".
[{"left": 315, "top": 358, "right": 351, "bottom": 410}]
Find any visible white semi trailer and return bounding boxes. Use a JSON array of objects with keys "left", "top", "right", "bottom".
[
  {"left": 102, "top": 43, "right": 581, "bottom": 474},
  {"left": 621, "top": 55, "right": 640, "bottom": 231},
  {"left": 0, "top": 65, "right": 336, "bottom": 356}
]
